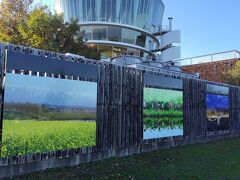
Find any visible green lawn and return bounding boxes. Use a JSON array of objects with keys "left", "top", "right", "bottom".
[
  {"left": 1, "top": 120, "right": 96, "bottom": 157},
  {"left": 14, "top": 137, "right": 240, "bottom": 179}
]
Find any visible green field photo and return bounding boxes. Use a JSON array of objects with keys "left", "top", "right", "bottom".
[
  {"left": 1, "top": 74, "right": 97, "bottom": 157},
  {"left": 1, "top": 120, "right": 96, "bottom": 157},
  {"left": 143, "top": 87, "right": 183, "bottom": 139}
]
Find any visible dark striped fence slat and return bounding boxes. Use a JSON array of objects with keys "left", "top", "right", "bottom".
[
  {"left": 183, "top": 78, "right": 207, "bottom": 138},
  {"left": 97, "top": 65, "right": 143, "bottom": 151},
  {"left": 0, "top": 45, "right": 5, "bottom": 149},
  {"left": 230, "top": 86, "right": 240, "bottom": 134}
]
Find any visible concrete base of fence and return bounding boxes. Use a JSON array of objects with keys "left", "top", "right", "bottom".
[{"left": 0, "top": 133, "right": 238, "bottom": 178}]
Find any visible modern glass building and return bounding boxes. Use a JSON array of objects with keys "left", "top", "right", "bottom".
[{"left": 54, "top": 0, "right": 168, "bottom": 59}]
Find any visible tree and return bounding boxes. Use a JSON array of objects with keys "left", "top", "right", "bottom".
[
  {"left": 223, "top": 61, "right": 240, "bottom": 86},
  {"left": 0, "top": 0, "right": 100, "bottom": 59},
  {"left": 20, "top": 7, "right": 100, "bottom": 59},
  {"left": 0, "top": 0, "right": 33, "bottom": 44}
]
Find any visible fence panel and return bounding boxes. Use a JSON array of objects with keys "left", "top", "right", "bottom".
[
  {"left": 183, "top": 78, "right": 207, "bottom": 138},
  {"left": 0, "top": 45, "right": 100, "bottom": 158},
  {"left": 1, "top": 44, "right": 240, "bottom": 178},
  {"left": 230, "top": 86, "right": 240, "bottom": 134},
  {"left": 97, "top": 64, "right": 143, "bottom": 151}
]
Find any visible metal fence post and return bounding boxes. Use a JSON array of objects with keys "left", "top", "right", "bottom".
[
  {"left": 234, "top": 51, "right": 239, "bottom": 59},
  {"left": 190, "top": 58, "right": 193, "bottom": 65},
  {"left": 0, "top": 44, "right": 6, "bottom": 155}
]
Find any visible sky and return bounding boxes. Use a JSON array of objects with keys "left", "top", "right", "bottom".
[
  {"left": 35, "top": 0, "right": 240, "bottom": 58},
  {"left": 5, "top": 73, "right": 97, "bottom": 107},
  {"left": 162, "top": 0, "right": 240, "bottom": 58},
  {"left": 207, "top": 94, "right": 229, "bottom": 109}
]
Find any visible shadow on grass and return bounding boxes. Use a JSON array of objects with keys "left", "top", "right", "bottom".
[{"left": 11, "top": 137, "right": 240, "bottom": 180}]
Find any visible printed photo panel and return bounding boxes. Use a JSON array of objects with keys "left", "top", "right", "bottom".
[
  {"left": 143, "top": 87, "right": 183, "bottom": 139},
  {"left": 1, "top": 73, "right": 97, "bottom": 157},
  {"left": 207, "top": 94, "right": 230, "bottom": 131}
]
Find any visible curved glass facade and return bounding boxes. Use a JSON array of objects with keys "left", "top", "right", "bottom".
[
  {"left": 54, "top": 0, "right": 164, "bottom": 58},
  {"left": 81, "top": 25, "right": 158, "bottom": 49},
  {"left": 87, "top": 44, "right": 145, "bottom": 59},
  {"left": 55, "top": 0, "right": 164, "bottom": 32}
]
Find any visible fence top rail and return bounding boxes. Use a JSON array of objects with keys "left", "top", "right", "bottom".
[
  {"left": 4, "top": 43, "right": 98, "bottom": 62},
  {"left": 132, "top": 64, "right": 197, "bottom": 79},
  {"left": 0, "top": 43, "right": 239, "bottom": 88}
]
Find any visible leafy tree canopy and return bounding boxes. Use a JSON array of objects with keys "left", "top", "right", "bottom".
[
  {"left": 0, "top": 0, "right": 33, "bottom": 44},
  {"left": 223, "top": 61, "right": 240, "bottom": 86},
  {"left": 0, "top": 0, "right": 100, "bottom": 59}
]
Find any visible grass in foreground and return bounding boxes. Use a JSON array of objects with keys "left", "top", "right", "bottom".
[
  {"left": 2, "top": 120, "right": 96, "bottom": 157},
  {"left": 13, "top": 137, "right": 240, "bottom": 179}
]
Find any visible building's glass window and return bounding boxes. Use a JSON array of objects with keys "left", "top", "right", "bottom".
[
  {"left": 92, "top": 26, "right": 107, "bottom": 40},
  {"left": 113, "top": 46, "right": 127, "bottom": 57},
  {"left": 127, "top": 48, "right": 140, "bottom": 56},
  {"left": 136, "top": 33, "right": 146, "bottom": 47},
  {"left": 126, "top": 0, "right": 134, "bottom": 24},
  {"left": 119, "top": 0, "right": 127, "bottom": 24},
  {"left": 87, "top": 44, "right": 98, "bottom": 54},
  {"left": 106, "top": 0, "right": 112, "bottom": 21},
  {"left": 82, "top": 0, "right": 87, "bottom": 21},
  {"left": 99, "top": 0, "right": 106, "bottom": 21},
  {"left": 107, "top": 26, "right": 122, "bottom": 42},
  {"left": 85, "top": 0, "right": 97, "bottom": 21},
  {"left": 81, "top": 26, "right": 93, "bottom": 41},
  {"left": 97, "top": 45, "right": 112, "bottom": 59},
  {"left": 91, "top": 0, "right": 97, "bottom": 21},
  {"left": 86, "top": 0, "right": 91, "bottom": 21},
  {"left": 145, "top": 37, "right": 153, "bottom": 50},
  {"left": 122, "top": 29, "right": 135, "bottom": 45},
  {"left": 58, "top": 0, "right": 165, "bottom": 32},
  {"left": 72, "top": 0, "right": 79, "bottom": 20},
  {"left": 110, "top": 0, "right": 117, "bottom": 22}
]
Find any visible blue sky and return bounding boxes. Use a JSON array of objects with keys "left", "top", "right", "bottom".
[
  {"left": 162, "top": 0, "right": 240, "bottom": 58},
  {"left": 35, "top": 0, "right": 240, "bottom": 58},
  {"left": 5, "top": 74, "right": 97, "bottom": 107},
  {"left": 207, "top": 94, "right": 229, "bottom": 109}
]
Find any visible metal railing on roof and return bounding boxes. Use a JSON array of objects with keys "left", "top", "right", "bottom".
[
  {"left": 152, "top": 25, "right": 169, "bottom": 35},
  {"left": 128, "top": 63, "right": 198, "bottom": 79},
  {"left": 174, "top": 50, "right": 240, "bottom": 66}
]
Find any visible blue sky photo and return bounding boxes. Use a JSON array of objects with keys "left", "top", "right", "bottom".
[
  {"left": 207, "top": 94, "right": 229, "bottom": 110},
  {"left": 4, "top": 73, "right": 97, "bottom": 108}
]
